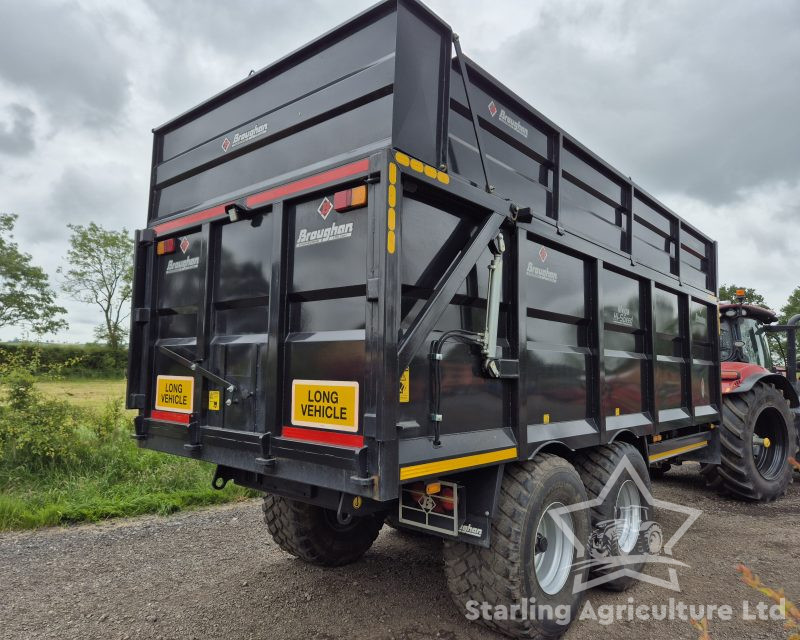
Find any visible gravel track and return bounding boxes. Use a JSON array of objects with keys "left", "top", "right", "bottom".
[{"left": 1, "top": 464, "right": 798, "bottom": 640}]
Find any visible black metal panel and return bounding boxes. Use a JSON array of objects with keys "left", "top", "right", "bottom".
[{"left": 392, "top": 0, "right": 451, "bottom": 168}]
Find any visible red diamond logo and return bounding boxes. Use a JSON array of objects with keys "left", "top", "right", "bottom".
[
  {"left": 317, "top": 197, "right": 333, "bottom": 220},
  {"left": 488, "top": 101, "right": 498, "bottom": 117},
  {"left": 538, "top": 246, "right": 548, "bottom": 262},
  {"left": 179, "top": 237, "right": 190, "bottom": 254},
  {"left": 221, "top": 137, "right": 231, "bottom": 152}
]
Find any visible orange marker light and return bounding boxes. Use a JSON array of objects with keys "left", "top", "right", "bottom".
[
  {"left": 425, "top": 482, "right": 442, "bottom": 495},
  {"left": 735, "top": 289, "right": 746, "bottom": 297},
  {"left": 333, "top": 185, "right": 368, "bottom": 212}
]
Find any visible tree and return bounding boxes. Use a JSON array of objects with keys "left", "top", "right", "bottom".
[
  {"left": 718, "top": 284, "right": 767, "bottom": 306},
  {"left": 0, "top": 213, "right": 67, "bottom": 335},
  {"left": 59, "top": 223, "right": 133, "bottom": 351}
]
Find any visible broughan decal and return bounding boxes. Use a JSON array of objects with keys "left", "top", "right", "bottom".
[{"left": 296, "top": 221, "right": 353, "bottom": 248}]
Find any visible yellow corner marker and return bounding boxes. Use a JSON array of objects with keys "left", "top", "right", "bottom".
[
  {"left": 615, "top": 407, "right": 620, "bottom": 416},
  {"left": 543, "top": 413, "right": 550, "bottom": 425},
  {"left": 395, "top": 151, "right": 410, "bottom": 166}
]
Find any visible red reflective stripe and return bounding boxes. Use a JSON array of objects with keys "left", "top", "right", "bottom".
[
  {"left": 282, "top": 426, "right": 364, "bottom": 448},
  {"left": 151, "top": 410, "right": 191, "bottom": 424},
  {"left": 151, "top": 158, "right": 369, "bottom": 237},
  {"left": 245, "top": 158, "right": 370, "bottom": 208},
  {"left": 154, "top": 205, "right": 226, "bottom": 236}
]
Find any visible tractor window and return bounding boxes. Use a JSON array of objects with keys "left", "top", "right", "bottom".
[
  {"left": 720, "top": 320, "right": 733, "bottom": 361},
  {"left": 740, "top": 318, "right": 772, "bottom": 370}
]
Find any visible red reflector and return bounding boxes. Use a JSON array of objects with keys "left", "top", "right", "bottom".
[
  {"left": 721, "top": 370, "right": 741, "bottom": 381},
  {"left": 151, "top": 410, "right": 190, "bottom": 424},
  {"left": 282, "top": 426, "right": 364, "bottom": 448}
]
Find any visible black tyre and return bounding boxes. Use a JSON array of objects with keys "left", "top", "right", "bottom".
[
  {"left": 715, "top": 384, "right": 797, "bottom": 502},
  {"left": 262, "top": 494, "right": 383, "bottom": 567},
  {"left": 699, "top": 462, "right": 724, "bottom": 490},
  {"left": 443, "top": 455, "right": 590, "bottom": 639},
  {"left": 648, "top": 462, "right": 671, "bottom": 479},
  {"left": 384, "top": 513, "right": 428, "bottom": 537},
  {"left": 573, "top": 441, "right": 651, "bottom": 591}
]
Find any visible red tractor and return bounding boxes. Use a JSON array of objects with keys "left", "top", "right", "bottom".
[{"left": 699, "top": 291, "right": 800, "bottom": 501}]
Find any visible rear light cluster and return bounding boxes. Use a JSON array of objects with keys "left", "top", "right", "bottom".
[
  {"left": 333, "top": 185, "right": 367, "bottom": 212},
  {"left": 156, "top": 238, "right": 176, "bottom": 255}
]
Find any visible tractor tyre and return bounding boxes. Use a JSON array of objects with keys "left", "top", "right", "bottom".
[
  {"left": 714, "top": 383, "right": 797, "bottom": 502},
  {"left": 263, "top": 494, "right": 382, "bottom": 567},
  {"left": 699, "top": 463, "right": 724, "bottom": 490},
  {"left": 574, "top": 441, "right": 651, "bottom": 591},
  {"left": 649, "top": 462, "right": 672, "bottom": 479},
  {"left": 443, "top": 454, "right": 590, "bottom": 639}
]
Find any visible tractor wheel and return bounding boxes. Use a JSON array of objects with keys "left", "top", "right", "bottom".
[
  {"left": 714, "top": 383, "right": 798, "bottom": 502},
  {"left": 443, "top": 454, "right": 590, "bottom": 639},
  {"left": 574, "top": 441, "right": 651, "bottom": 591},
  {"left": 262, "top": 494, "right": 383, "bottom": 567},
  {"left": 649, "top": 462, "right": 672, "bottom": 479},
  {"left": 699, "top": 463, "right": 724, "bottom": 490}
]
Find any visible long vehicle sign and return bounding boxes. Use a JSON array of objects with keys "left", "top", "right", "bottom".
[{"left": 291, "top": 380, "right": 358, "bottom": 432}]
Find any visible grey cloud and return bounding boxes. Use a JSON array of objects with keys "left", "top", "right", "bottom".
[
  {"left": 0, "top": 2, "right": 131, "bottom": 128},
  {"left": 478, "top": 0, "right": 800, "bottom": 205},
  {"left": 0, "top": 103, "right": 35, "bottom": 155}
]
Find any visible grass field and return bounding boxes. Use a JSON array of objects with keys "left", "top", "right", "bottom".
[
  {"left": 0, "top": 377, "right": 255, "bottom": 531},
  {"left": 36, "top": 378, "right": 129, "bottom": 410}
]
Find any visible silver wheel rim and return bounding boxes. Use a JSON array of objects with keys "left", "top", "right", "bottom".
[
  {"left": 615, "top": 480, "right": 642, "bottom": 554},
  {"left": 534, "top": 502, "right": 574, "bottom": 595}
]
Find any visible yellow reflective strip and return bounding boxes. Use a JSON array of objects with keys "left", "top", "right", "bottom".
[
  {"left": 395, "top": 151, "right": 410, "bottom": 166},
  {"left": 424, "top": 165, "right": 437, "bottom": 178},
  {"left": 387, "top": 230, "right": 396, "bottom": 254},
  {"left": 436, "top": 171, "right": 450, "bottom": 185},
  {"left": 388, "top": 184, "right": 396, "bottom": 208},
  {"left": 410, "top": 158, "right": 424, "bottom": 173},
  {"left": 400, "top": 447, "right": 518, "bottom": 481},
  {"left": 387, "top": 207, "right": 396, "bottom": 231},
  {"left": 389, "top": 162, "right": 397, "bottom": 185},
  {"left": 648, "top": 440, "right": 707, "bottom": 463}
]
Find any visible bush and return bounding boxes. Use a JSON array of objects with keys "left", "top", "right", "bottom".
[
  {"left": 0, "top": 377, "right": 255, "bottom": 531},
  {"left": 0, "top": 369, "right": 83, "bottom": 466},
  {"left": 0, "top": 342, "right": 127, "bottom": 379}
]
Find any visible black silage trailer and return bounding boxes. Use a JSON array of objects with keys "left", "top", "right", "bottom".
[{"left": 127, "top": 1, "right": 722, "bottom": 636}]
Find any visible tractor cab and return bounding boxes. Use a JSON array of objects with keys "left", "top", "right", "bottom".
[{"left": 719, "top": 300, "right": 777, "bottom": 373}]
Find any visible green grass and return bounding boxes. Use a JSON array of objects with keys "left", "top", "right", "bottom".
[
  {"left": 0, "top": 377, "right": 255, "bottom": 532},
  {"left": 36, "top": 378, "right": 129, "bottom": 410}
]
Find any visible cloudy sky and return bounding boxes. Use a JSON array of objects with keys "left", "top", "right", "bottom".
[{"left": 1, "top": 0, "right": 799, "bottom": 342}]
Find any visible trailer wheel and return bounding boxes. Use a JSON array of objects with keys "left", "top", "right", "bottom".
[
  {"left": 713, "top": 383, "right": 797, "bottom": 502},
  {"left": 262, "top": 494, "right": 382, "bottom": 567},
  {"left": 573, "top": 441, "right": 651, "bottom": 592},
  {"left": 443, "top": 455, "right": 589, "bottom": 639}
]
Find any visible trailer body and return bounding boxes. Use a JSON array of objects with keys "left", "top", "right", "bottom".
[{"left": 128, "top": 0, "right": 721, "bottom": 543}]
